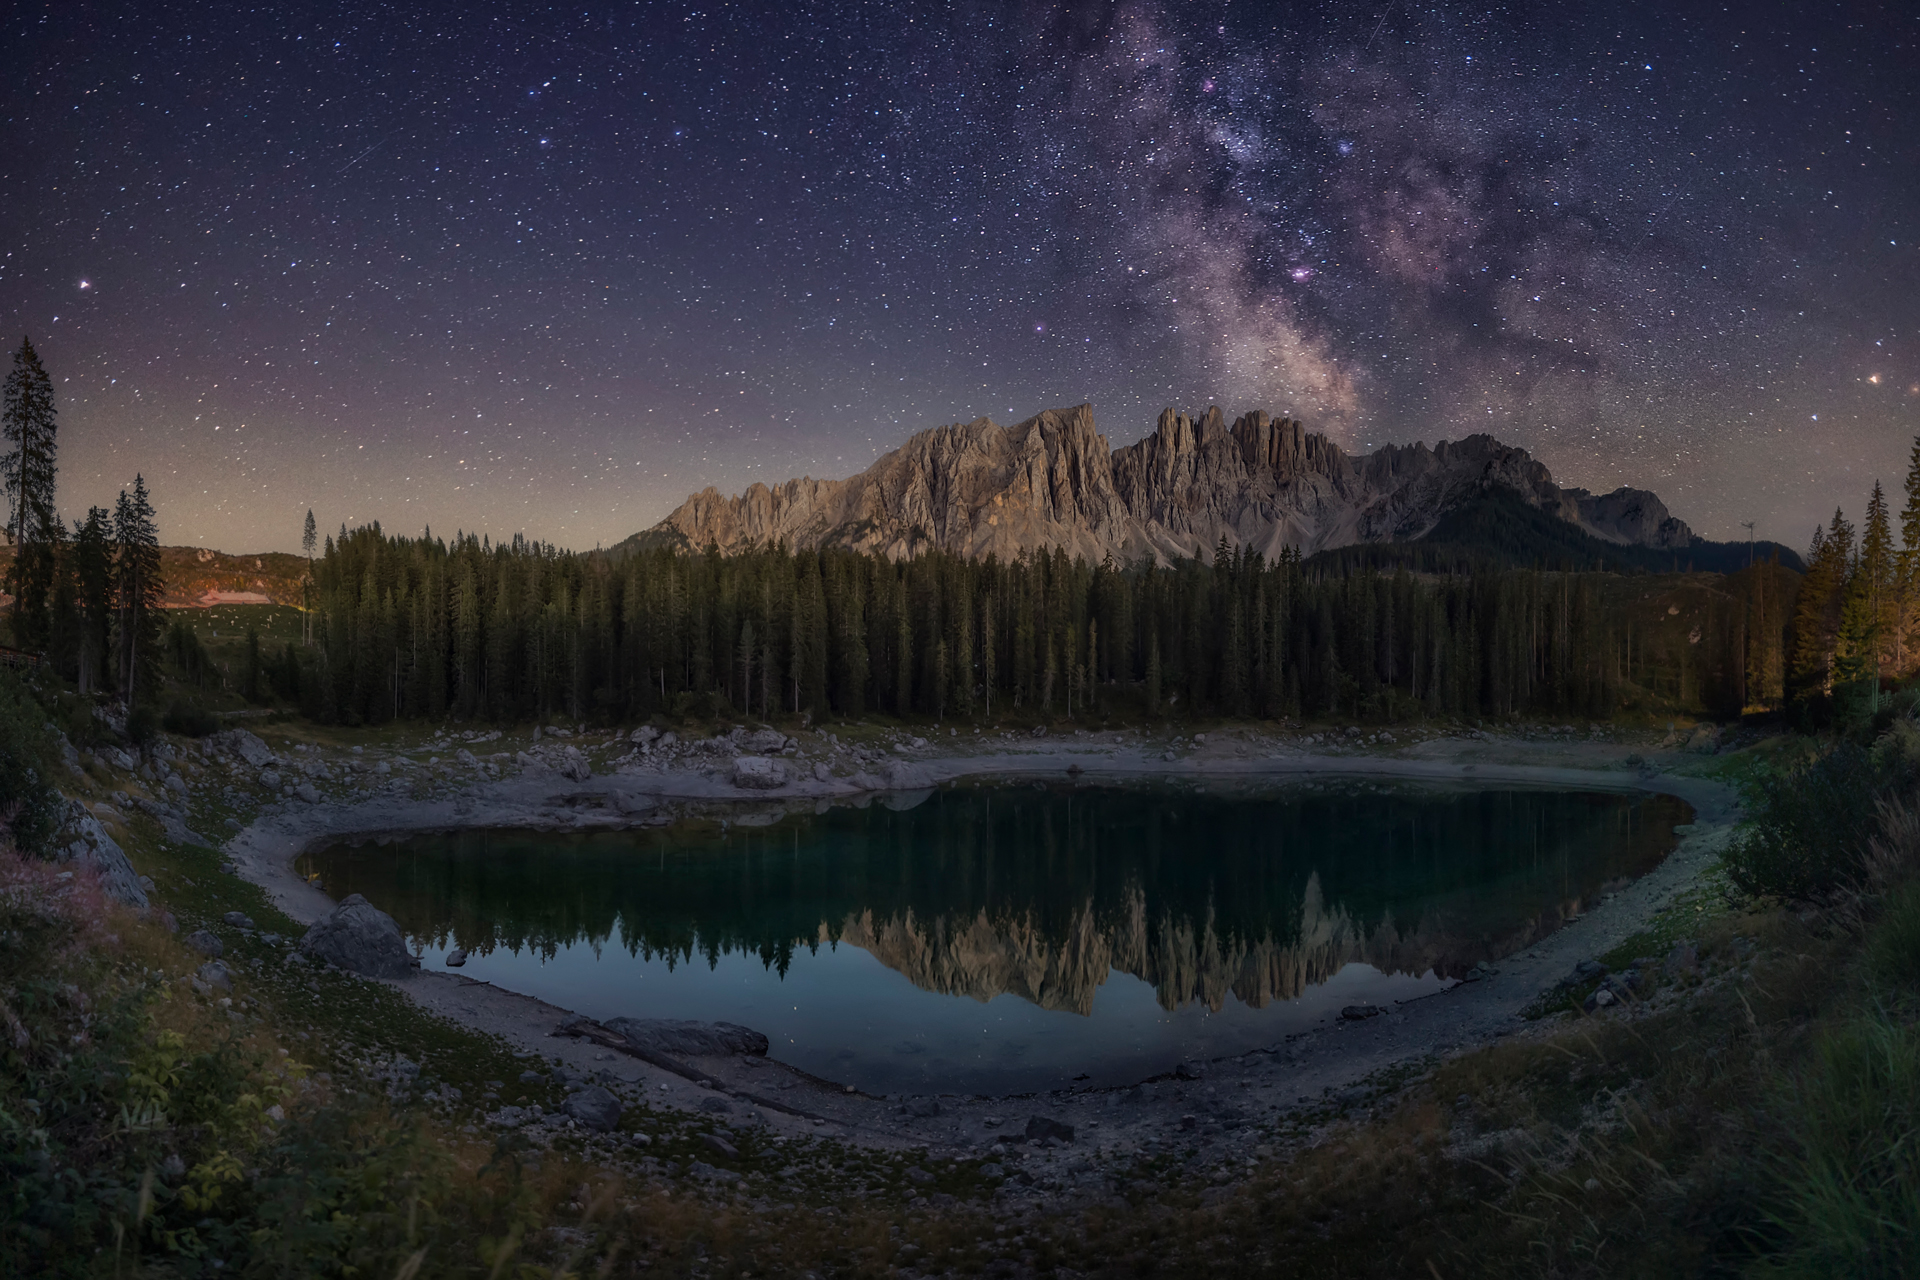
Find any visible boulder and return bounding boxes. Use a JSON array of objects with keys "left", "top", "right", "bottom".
[
  {"left": 879, "top": 760, "right": 934, "bottom": 791},
  {"left": 697, "top": 1132, "right": 739, "bottom": 1158},
  {"left": 731, "top": 756, "right": 786, "bottom": 790},
  {"left": 53, "top": 800, "right": 148, "bottom": 907},
  {"left": 185, "top": 929, "right": 223, "bottom": 958},
  {"left": 562, "top": 1085, "right": 623, "bottom": 1133},
  {"left": 559, "top": 747, "right": 592, "bottom": 783},
  {"left": 1025, "top": 1115, "right": 1075, "bottom": 1143},
  {"left": 222, "top": 911, "right": 255, "bottom": 929},
  {"left": 298, "top": 893, "right": 414, "bottom": 979},
  {"left": 293, "top": 783, "right": 320, "bottom": 804},
  {"left": 211, "top": 729, "right": 275, "bottom": 768},
  {"left": 631, "top": 725, "right": 661, "bottom": 746},
  {"left": 260, "top": 769, "right": 282, "bottom": 789},
  {"left": 196, "top": 960, "right": 232, "bottom": 992},
  {"left": 601, "top": 1016, "right": 769, "bottom": 1057},
  {"left": 741, "top": 728, "right": 788, "bottom": 753}
]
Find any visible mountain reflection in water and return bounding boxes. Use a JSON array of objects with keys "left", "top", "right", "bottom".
[{"left": 303, "top": 782, "right": 1689, "bottom": 1018}]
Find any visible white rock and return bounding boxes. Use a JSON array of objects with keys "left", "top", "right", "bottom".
[
  {"left": 54, "top": 800, "right": 148, "bottom": 907},
  {"left": 741, "top": 728, "right": 788, "bottom": 753},
  {"left": 732, "top": 756, "right": 787, "bottom": 790}
]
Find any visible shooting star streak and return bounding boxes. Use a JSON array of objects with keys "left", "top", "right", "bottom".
[{"left": 337, "top": 130, "right": 401, "bottom": 175}]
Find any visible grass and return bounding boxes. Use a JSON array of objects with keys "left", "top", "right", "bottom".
[{"left": 1865, "top": 881, "right": 1920, "bottom": 991}]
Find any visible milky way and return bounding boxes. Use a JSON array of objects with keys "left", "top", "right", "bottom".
[{"left": 3, "top": 1, "right": 1916, "bottom": 551}]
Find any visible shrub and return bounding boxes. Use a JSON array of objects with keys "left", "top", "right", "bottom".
[
  {"left": 0, "top": 670, "right": 59, "bottom": 856},
  {"left": 125, "top": 703, "right": 159, "bottom": 746},
  {"left": 0, "top": 843, "right": 497, "bottom": 1279},
  {"left": 161, "top": 697, "right": 219, "bottom": 738},
  {"left": 1725, "top": 742, "right": 1887, "bottom": 899}
]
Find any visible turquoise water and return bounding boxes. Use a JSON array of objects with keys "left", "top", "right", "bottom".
[{"left": 301, "top": 779, "right": 1690, "bottom": 1095}]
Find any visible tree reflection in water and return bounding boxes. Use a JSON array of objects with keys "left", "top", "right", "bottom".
[{"left": 302, "top": 781, "right": 1688, "bottom": 1016}]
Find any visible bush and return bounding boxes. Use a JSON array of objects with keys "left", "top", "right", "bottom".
[
  {"left": 161, "top": 697, "right": 219, "bottom": 738},
  {"left": 0, "top": 844, "right": 497, "bottom": 1279},
  {"left": 0, "top": 671, "right": 59, "bottom": 856},
  {"left": 125, "top": 703, "right": 159, "bottom": 747},
  {"left": 1725, "top": 742, "right": 1888, "bottom": 898},
  {"left": 60, "top": 697, "right": 101, "bottom": 748}
]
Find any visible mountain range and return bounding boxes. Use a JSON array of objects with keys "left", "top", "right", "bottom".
[{"left": 629, "top": 403, "right": 1769, "bottom": 570}]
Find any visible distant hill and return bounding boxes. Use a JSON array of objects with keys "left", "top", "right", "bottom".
[
  {"left": 1305, "top": 488, "right": 1805, "bottom": 575},
  {"left": 0, "top": 544, "right": 307, "bottom": 608},
  {"left": 620, "top": 401, "right": 1718, "bottom": 567}
]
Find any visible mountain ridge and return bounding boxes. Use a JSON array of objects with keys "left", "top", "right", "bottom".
[{"left": 629, "top": 403, "right": 1709, "bottom": 566}]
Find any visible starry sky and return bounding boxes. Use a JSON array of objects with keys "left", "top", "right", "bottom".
[{"left": 4, "top": 0, "right": 1917, "bottom": 554}]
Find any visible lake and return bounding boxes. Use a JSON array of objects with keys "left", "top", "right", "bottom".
[{"left": 300, "top": 778, "right": 1690, "bottom": 1095}]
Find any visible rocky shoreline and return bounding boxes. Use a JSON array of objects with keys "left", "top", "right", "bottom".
[{"left": 163, "top": 721, "right": 1742, "bottom": 1209}]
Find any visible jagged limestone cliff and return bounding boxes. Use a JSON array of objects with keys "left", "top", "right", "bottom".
[{"left": 642, "top": 403, "right": 1694, "bottom": 563}]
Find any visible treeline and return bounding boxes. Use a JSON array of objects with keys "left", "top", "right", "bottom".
[
  {"left": 1786, "top": 458, "right": 1920, "bottom": 724},
  {"left": 281, "top": 521, "right": 1792, "bottom": 728},
  {"left": 3, "top": 337, "right": 167, "bottom": 703}
]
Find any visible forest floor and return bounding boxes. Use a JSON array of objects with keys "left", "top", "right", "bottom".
[{"left": 162, "top": 717, "right": 1743, "bottom": 1208}]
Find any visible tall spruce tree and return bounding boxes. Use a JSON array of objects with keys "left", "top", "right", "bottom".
[
  {"left": 112, "top": 476, "right": 164, "bottom": 707},
  {"left": 1899, "top": 438, "right": 1920, "bottom": 672},
  {"left": 1788, "top": 511, "right": 1852, "bottom": 718},
  {"left": 70, "top": 507, "right": 113, "bottom": 694},
  {"left": 1861, "top": 480, "right": 1896, "bottom": 690},
  {"left": 302, "top": 508, "right": 318, "bottom": 644},
  {"left": 2, "top": 337, "right": 60, "bottom": 649}
]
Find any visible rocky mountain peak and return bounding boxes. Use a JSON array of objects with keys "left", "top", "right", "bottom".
[{"left": 640, "top": 403, "right": 1696, "bottom": 564}]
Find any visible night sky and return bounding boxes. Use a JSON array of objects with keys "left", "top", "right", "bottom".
[{"left": 5, "top": 1, "right": 1917, "bottom": 554}]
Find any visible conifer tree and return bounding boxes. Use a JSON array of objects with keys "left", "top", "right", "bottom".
[
  {"left": 112, "top": 476, "right": 164, "bottom": 707},
  {"left": 1899, "top": 438, "right": 1920, "bottom": 671},
  {"left": 69, "top": 506, "right": 112, "bottom": 694},
  {"left": 301, "top": 508, "right": 318, "bottom": 644},
  {"left": 1861, "top": 480, "right": 1896, "bottom": 684},
  {"left": 2, "top": 337, "right": 60, "bottom": 649},
  {"left": 1788, "top": 512, "right": 1851, "bottom": 718}
]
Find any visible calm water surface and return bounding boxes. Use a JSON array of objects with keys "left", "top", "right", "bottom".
[{"left": 301, "top": 779, "right": 1690, "bottom": 1094}]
